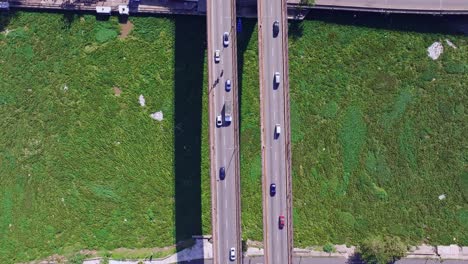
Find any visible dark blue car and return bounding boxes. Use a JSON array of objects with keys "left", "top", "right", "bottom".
[
  {"left": 220, "top": 167, "right": 226, "bottom": 180},
  {"left": 225, "top": 79, "right": 231, "bottom": 92},
  {"left": 270, "top": 183, "right": 276, "bottom": 196}
]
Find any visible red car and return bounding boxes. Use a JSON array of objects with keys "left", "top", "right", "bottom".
[{"left": 278, "top": 215, "right": 285, "bottom": 229}]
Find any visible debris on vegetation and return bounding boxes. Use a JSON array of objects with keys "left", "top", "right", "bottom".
[
  {"left": 113, "top": 86, "right": 122, "bottom": 96},
  {"left": 445, "top": 39, "right": 457, "bottom": 49},
  {"left": 139, "top": 94, "right": 146, "bottom": 107},
  {"left": 63, "top": 85, "right": 68, "bottom": 91},
  {"left": 427, "top": 42, "right": 443, "bottom": 60},
  {"left": 438, "top": 194, "right": 446, "bottom": 200},
  {"left": 150, "top": 111, "right": 164, "bottom": 121}
]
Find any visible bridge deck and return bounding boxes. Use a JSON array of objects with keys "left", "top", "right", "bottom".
[{"left": 4, "top": 0, "right": 468, "bottom": 15}]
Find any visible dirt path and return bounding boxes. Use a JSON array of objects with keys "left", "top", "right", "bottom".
[{"left": 119, "top": 20, "right": 134, "bottom": 39}]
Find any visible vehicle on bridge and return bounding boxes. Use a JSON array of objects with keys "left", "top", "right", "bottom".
[
  {"left": 214, "top": 49, "right": 220, "bottom": 63},
  {"left": 216, "top": 115, "right": 222, "bottom": 127},
  {"left": 230, "top": 247, "right": 236, "bottom": 261},
  {"left": 219, "top": 167, "right": 225, "bottom": 180},
  {"left": 279, "top": 215, "right": 285, "bottom": 229},
  {"left": 225, "top": 79, "right": 231, "bottom": 92},
  {"left": 270, "top": 183, "right": 276, "bottom": 196},
  {"left": 223, "top": 32, "right": 229, "bottom": 47},
  {"left": 273, "top": 20, "right": 279, "bottom": 37},
  {"left": 274, "top": 71, "right": 280, "bottom": 86},
  {"left": 275, "top": 124, "right": 281, "bottom": 139},
  {"left": 224, "top": 100, "right": 232, "bottom": 124}
]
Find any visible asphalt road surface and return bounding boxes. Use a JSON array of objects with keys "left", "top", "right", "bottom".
[
  {"left": 206, "top": 0, "right": 241, "bottom": 262},
  {"left": 314, "top": 0, "right": 468, "bottom": 11},
  {"left": 257, "top": 0, "right": 292, "bottom": 262},
  {"left": 195, "top": 257, "right": 468, "bottom": 264}
]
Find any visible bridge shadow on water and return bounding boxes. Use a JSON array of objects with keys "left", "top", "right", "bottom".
[
  {"left": 305, "top": 9, "right": 468, "bottom": 35},
  {"left": 174, "top": 15, "right": 206, "bottom": 261}
]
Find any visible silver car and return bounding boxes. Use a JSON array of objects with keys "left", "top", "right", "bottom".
[
  {"left": 223, "top": 32, "right": 229, "bottom": 47},
  {"left": 214, "top": 50, "right": 220, "bottom": 63},
  {"left": 216, "top": 115, "right": 222, "bottom": 127}
]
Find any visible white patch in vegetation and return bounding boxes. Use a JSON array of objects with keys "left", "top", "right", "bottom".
[
  {"left": 427, "top": 42, "right": 444, "bottom": 60},
  {"left": 438, "top": 194, "right": 446, "bottom": 200},
  {"left": 445, "top": 39, "right": 457, "bottom": 49},
  {"left": 150, "top": 111, "right": 164, "bottom": 121},
  {"left": 63, "top": 85, "right": 69, "bottom": 91},
  {"left": 139, "top": 94, "right": 146, "bottom": 107}
]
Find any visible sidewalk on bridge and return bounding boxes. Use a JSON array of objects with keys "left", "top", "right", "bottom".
[
  {"left": 78, "top": 241, "right": 468, "bottom": 264},
  {"left": 82, "top": 238, "right": 213, "bottom": 264},
  {"left": 245, "top": 243, "right": 468, "bottom": 261}
]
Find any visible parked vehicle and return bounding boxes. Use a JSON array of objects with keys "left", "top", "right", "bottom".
[
  {"left": 220, "top": 167, "right": 225, "bottom": 180},
  {"left": 224, "top": 100, "right": 232, "bottom": 124},
  {"left": 279, "top": 215, "right": 285, "bottom": 229},
  {"left": 223, "top": 32, "right": 229, "bottom": 47},
  {"left": 273, "top": 21, "right": 279, "bottom": 37},
  {"left": 225, "top": 79, "right": 231, "bottom": 92},
  {"left": 214, "top": 50, "right": 220, "bottom": 63},
  {"left": 270, "top": 183, "right": 276, "bottom": 196}
]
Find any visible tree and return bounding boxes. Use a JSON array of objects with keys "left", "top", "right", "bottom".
[
  {"left": 358, "top": 236, "right": 408, "bottom": 264},
  {"left": 323, "top": 242, "right": 335, "bottom": 253},
  {"left": 299, "top": 0, "right": 315, "bottom": 6}
]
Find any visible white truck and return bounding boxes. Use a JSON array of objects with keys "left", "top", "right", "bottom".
[{"left": 224, "top": 100, "right": 232, "bottom": 123}]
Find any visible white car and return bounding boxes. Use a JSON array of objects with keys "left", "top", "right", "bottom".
[
  {"left": 214, "top": 50, "right": 220, "bottom": 63},
  {"left": 223, "top": 32, "right": 229, "bottom": 47},
  {"left": 230, "top": 247, "right": 236, "bottom": 261},
  {"left": 275, "top": 124, "right": 281, "bottom": 138},
  {"left": 274, "top": 72, "right": 280, "bottom": 85},
  {"left": 216, "top": 115, "right": 222, "bottom": 127}
]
